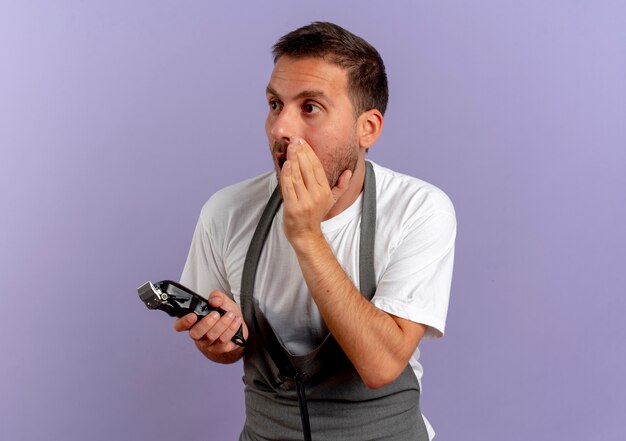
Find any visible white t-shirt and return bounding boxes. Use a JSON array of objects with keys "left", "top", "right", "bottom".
[{"left": 181, "top": 161, "right": 456, "bottom": 439}]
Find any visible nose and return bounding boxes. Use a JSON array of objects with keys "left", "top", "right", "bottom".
[{"left": 269, "top": 106, "right": 298, "bottom": 142}]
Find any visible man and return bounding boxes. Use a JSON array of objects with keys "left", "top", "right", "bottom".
[{"left": 174, "top": 22, "right": 456, "bottom": 440}]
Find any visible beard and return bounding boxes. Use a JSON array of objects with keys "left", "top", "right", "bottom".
[{"left": 271, "top": 139, "right": 359, "bottom": 189}]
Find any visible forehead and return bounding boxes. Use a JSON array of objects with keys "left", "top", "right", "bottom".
[{"left": 267, "top": 56, "right": 350, "bottom": 100}]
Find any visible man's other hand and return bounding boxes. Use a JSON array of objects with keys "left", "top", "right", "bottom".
[{"left": 173, "top": 291, "right": 248, "bottom": 364}]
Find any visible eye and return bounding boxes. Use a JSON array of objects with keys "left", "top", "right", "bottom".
[
  {"left": 268, "top": 99, "right": 282, "bottom": 112},
  {"left": 302, "top": 102, "right": 321, "bottom": 114}
]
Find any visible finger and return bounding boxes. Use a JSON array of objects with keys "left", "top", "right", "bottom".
[
  {"left": 205, "top": 311, "right": 237, "bottom": 344},
  {"left": 208, "top": 291, "right": 242, "bottom": 315},
  {"left": 208, "top": 291, "right": 226, "bottom": 309},
  {"left": 280, "top": 160, "right": 297, "bottom": 204},
  {"left": 294, "top": 140, "right": 318, "bottom": 188},
  {"left": 216, "top": 314, "right": 245, "bottom": 345},
  {"left": 286, "top": 143, "right": 307, "bottom": 199},
  {"left": 206, "top": 292, "right": 246, "bottom": 344},
  {"left": 173, "top": 313, "right": 197, "bottom": 332},
  {"left": 188, "top": 310, "right": 221, "bottom": 341},
  {"left": 299, "top": 142, "right": 328, "bottom": 188},
  {"left": 331, "top": 168, "right": 353, "bottom": 201},
  {"left": 230, "top": 315, "right": 248, "bottom": 340},
  {"left": 196, "top": 336, "right": 237, "bottom": 355}
]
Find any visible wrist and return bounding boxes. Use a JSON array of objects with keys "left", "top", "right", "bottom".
[{"left": 288, "top": 230, "right": 327, "bottom": 255}]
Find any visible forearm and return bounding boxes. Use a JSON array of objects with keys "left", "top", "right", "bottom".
[
  {"left": 279, "top": 141, "right": 423, "bottom": 387},
  {"left": 292, "top": 234, "right": 419, "bottom": 388}
]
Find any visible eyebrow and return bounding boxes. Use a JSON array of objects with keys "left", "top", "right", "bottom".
[{"left": 266, "top": 86, "right": 332, "bottom": 104}]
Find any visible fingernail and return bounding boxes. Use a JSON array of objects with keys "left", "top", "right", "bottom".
[
  {"left": 227, "top": 311, "right": 235, "bottom": 319},
  {"left": 211, "top": 311, "right": 220, "bottom": 320},
  {"left": 288, "top": 144, "right": 296, "bottom": 152}
]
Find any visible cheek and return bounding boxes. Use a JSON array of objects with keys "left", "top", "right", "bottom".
[
  {"left": 307, "top": 124, "right": 354, "bottom": 154},
  {"left": 301, "top": 128, "right": 328, "bottom": 159}
]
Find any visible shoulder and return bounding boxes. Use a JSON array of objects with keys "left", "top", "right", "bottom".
[
  {"left": 371, "top": 162, "right": 455, "bottom": 221},
  {"left": 198, "top": 171, "right": 276, "bottom": 231},
  {"left": 369, "top": 162, "right": 457, "bottom": 338}
]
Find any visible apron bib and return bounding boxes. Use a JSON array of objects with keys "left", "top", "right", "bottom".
[{"left": 239, "top": 162, "right": 429, "bottom": 441}]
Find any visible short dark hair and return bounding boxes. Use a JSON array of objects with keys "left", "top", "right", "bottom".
[{"left": 272, "top": 22, "right": 389, "bottom": 116}]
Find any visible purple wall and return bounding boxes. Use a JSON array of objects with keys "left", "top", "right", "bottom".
[{"left": 2, "top": 1, "right": 625, "bottom": 440}]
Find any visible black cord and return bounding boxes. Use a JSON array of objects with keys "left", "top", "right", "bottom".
[{"left": 295, "top": 371, "right": 312, "bottom": 441}]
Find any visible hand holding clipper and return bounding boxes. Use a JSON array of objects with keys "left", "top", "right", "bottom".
[{"left": 137, "top": 280, "right": 247, "bottom": 347}]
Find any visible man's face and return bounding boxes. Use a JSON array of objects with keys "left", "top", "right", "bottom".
[{"left": 265, "top": 56, "right": 360, "bottom": 188}]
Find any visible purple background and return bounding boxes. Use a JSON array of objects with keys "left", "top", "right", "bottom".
[{"left": 1, "top": 1, "right": 625, "bottom": 440}]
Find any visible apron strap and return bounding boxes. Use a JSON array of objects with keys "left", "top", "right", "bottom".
[
  {"left": 359, "top": 161, "right": 377, "bottom": 300},
  {"left": 240, "top": 186, "right": 282, "bottom": 325}
]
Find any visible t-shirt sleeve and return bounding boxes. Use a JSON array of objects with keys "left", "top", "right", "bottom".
[
  {"left": 371, "top": 210, "right": 456, "bottom": 339},
  {"left": 179, "top": 209, "right": 231, "bottom": 300}
]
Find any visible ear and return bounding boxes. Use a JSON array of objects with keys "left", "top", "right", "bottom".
[{"left": 356, "top": 109, "right": 384, "bottom": 150}]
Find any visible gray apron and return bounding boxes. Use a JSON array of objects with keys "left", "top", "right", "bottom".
[{"left": 239, "top": 162, "right": 429, "bottom": 441}]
